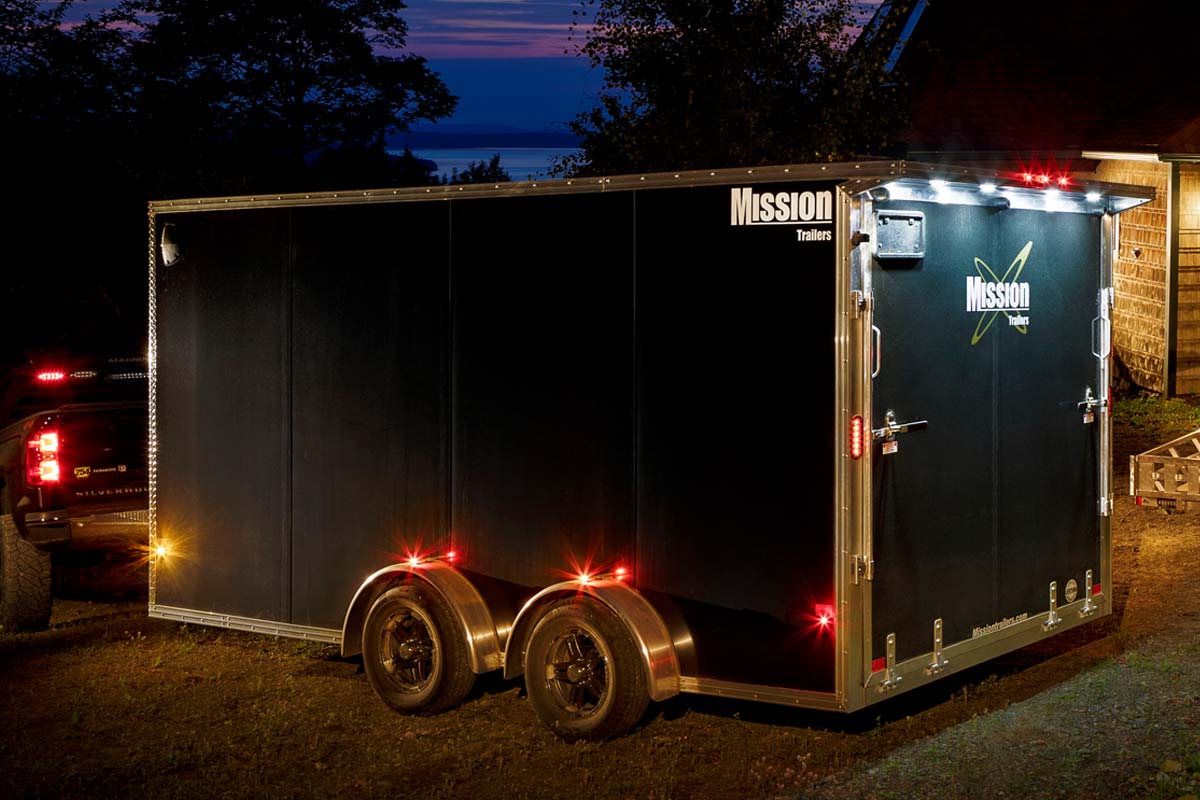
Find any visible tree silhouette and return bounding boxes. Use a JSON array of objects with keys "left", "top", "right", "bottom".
[
  {"left": 107, "top": 0, "right": 457, "bottom": 194},
  {"left": 556, "top": 0, "right": 907, "bottom": 176},
  {"left": 444, "top": 154, "right": 511, "bottom": 185}
]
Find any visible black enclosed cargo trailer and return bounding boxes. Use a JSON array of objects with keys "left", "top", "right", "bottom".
[{"left": 147, "top": 162, "right": 1152, "bottom": 738}]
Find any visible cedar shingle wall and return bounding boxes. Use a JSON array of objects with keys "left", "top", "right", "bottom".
[
  {"left": 1095, "top": 160, "right": 1169, "bottom": 393},
  {"left": 1179, "top": 164, "right": 1200, "bottom": 394}
]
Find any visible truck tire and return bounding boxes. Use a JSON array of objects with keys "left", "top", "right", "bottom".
[
  {"left": 361, "top": 583, "right": 474, "bottom": 715},
  {"left": 0, "top": 514, "right": 52, "bottom": 632},
  {"left": 524, "top": 597, "right": 649, "bottom": 741}
]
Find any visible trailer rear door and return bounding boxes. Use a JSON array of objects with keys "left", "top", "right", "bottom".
[{"left": 867, "top": 200, "right": 1103, "bottom": 670}]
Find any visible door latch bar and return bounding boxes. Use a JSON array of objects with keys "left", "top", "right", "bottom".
[
  {"left": 1077, "top": 387, "right": 1106, "bottom": 412},
  {"left": 873, "top": 410, "right": 930, "bottom": 441}
]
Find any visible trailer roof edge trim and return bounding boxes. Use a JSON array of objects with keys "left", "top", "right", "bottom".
[{"left": 148, "top": 160, "right": 1155, "bottom": 215}]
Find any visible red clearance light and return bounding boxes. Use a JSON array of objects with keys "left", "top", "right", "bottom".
[
  {"left": 1135, "top": 496, "right": 1144, "bottom": 506},
  {"left": 26, "top": 429, "right": 61, "bottom": 485},
  {"left": 1057, "top": 176, "right": 1070, "bottom": 187},
  {"left": 850, "top": 415, "right": 864, "bottom": 460},
  {"left": 1093, "top": 582, "right": 1102, "bottom": 596},
  {"left": 577, "top": 572, "right": 592, "bottom": 585},
  {"left": 1022, "top": 172, "right": 1034, "bottom": 183},
  {"left": 815, "top": 603, "right": 835, "bottom": 627},
  {"left": 445, "top": 550, "right": 458, "bottom": 563},
  {"left": 36, "top": 371, "right": 66, "bottom": 383},
  {"left": 1037, "top": 174, "right": 1051, "bottom": 184},
  {"left": 871, "top": 657, "right": 886, "bottom": 673},
  {"left": 614, "top": 566, "right": 628, "bottom": 582}
]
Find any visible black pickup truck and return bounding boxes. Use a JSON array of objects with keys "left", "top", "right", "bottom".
[{"left": 0, "top": 357, "right": 148, "bottom": 631}]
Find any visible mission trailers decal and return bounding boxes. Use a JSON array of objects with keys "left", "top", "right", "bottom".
[
  {"left": 966, "top": 240, "right": 1034, "bottom": 345},
  {"left": 729, "top": 187, "right": 834, "bottom": 243}
]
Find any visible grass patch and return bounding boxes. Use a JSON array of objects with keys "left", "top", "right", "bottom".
[{"left": 1112, "top": 393, "right": 1200, "bottom": 432}]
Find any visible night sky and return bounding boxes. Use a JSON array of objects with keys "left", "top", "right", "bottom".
[{"left": 52, "top": 0, "right": 882, "bottom": 131}]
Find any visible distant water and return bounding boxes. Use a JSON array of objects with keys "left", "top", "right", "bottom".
[{"left": 390, "top": 147, "right": 581, "bottom": 182}]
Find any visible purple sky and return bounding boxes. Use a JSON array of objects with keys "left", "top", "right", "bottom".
[{"left": 48, "top": 1, "right": 881, "bottom": 131}]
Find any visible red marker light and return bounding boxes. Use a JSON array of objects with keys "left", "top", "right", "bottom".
[
  {"left": 1022, "top": 172, "right": 1034, "bottom": 183},
  {"left": 871, "top": 657, "right": 886, "bottom": 673},
  {"left": 614, "top": 566, "right": 628, "bottom": 581},
  {"left": 445, "top": 550, "right": 458, "bottom": 563},
  {"left": 1037, "top": 174, "right": 1051, "bottom": 185},
  {"left": 1093, "top": 582, "right": 1102, "bottom": 596},
  {"left": 1057, "top": 176, "right": 1070, "bottom": 187},
  {"left": 850, "top": 415, "right": 864, "bottom": 460},
  {"left": 815, "top": 603, "right": 835, "bottom": 626},
  {"left": 407, "top": 555, "right": 421, "bottom": 568},
  {"left": 578, "top": 572, "right": 592, "bottom": 585},
  {"left": 36, "top": 371, "right": 66, "bottom": 382},
  {"left": 1135, "top": 496, "right": 1144, "bottom": 506}
]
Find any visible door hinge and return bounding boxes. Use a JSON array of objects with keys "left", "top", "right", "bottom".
[
  {"left": 1099, "top": 495, "right": 1112, "bottom": 517},
  {"left": 925, "top": 618, "right": 949, "bottom": 675},
  {"left": 851, "top": 553, "right": 874, "bottom": 583},
  {"left": 1078, "top": 569, "right": 1099, "bottom": 618},
  {"left": 1042, "top": 581, "right": 1062, "bottom": 631},
  {"left": 878, "top": 633, "right": 902, "bottom": 692}
]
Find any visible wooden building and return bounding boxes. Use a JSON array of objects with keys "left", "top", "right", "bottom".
[{"left": 872, "top": 0, "right": 1200, "bottom": 393}]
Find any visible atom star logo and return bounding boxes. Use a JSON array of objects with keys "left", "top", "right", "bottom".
[{"left": 965, "top": 240, "right": 1034, "bottom": 345}]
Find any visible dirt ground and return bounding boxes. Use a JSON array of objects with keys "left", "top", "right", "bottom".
[{"left": 1, "top": 397, "right": 1198, "bottom": 800}]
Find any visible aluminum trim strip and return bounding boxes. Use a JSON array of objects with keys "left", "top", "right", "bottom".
[
  {"left": 149, "top": 604, "right": 342, "bottom": 644},
  {"left": 149, "top": 163, "right": 902, "bottom": 212},
  {"left": 147, "top": 209, "right": 159, "bottom": 607},
  {"left": 678, "top": 677, "right": 844, "bottom": 711},
  {"left": 147, "top": 161, "right": 1154, "bottom": 215}
]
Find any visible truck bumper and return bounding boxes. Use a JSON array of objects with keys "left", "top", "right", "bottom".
[{"left": 22, "top": 509, "right": 149, "bottom": 550}]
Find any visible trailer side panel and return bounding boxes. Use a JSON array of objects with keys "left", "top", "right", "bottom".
[
  {"left": 156, "top": 209, "right": 292, "bottom": 619},
  {"left": 290, "top": 204, "right": 452, "bottom": 628},
  {"left": 635, "top": 184, "right": 839, "bottom": 692}
]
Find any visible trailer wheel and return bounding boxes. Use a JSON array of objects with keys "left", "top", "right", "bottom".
[
  {"left": 524, "top": 598, "right": 649, "bottom": 741},
  {"left": 361, "top": 584, "right": 474, "bottom": 715},
  {"left": 0, "top": 514, "right": 52, "bottom": 632}
]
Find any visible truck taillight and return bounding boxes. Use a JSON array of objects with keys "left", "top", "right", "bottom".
[
  {"left": 26, "top": 429, "right": 61, "bottom": 485},
  {"left": 850, "top": 415, "right": 864, "bottom": 460}
]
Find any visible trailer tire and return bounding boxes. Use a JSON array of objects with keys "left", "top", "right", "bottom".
[
  {"left": 0, "top": 514, "right": 52, "bottom": 632},
  {"left": 361, "top": 584, "right": 474, "bottom": 716},
  {"left": 524, "top": 597, "right": 649, "bottom": 741}
]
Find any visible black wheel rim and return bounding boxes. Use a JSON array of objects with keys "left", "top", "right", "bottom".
[
  {"left": 544, "top": 626, "right": 609, "bottom": 716},
  {"left": 378, "top": 604, "right": 439, "bottom": 694}
]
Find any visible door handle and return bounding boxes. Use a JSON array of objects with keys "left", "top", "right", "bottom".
[
  {"left": 873, "top": 410, "right": 929, "bottom": 441},
  {"left": 871, "top": 325, "right": 882, "bottom": 378}
]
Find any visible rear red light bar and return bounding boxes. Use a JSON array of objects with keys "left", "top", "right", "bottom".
[
  {"left": 26, "top": 429, "right": 61, "bottom": 486},
  {"left": 850, "top": 415, "right": 864, "bottom": 460}
]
